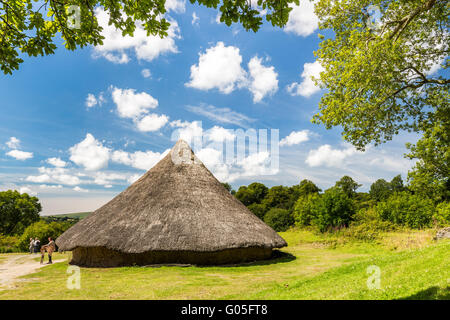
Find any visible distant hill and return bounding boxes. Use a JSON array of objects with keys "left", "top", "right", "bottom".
[
  {"left": 51, "top": 212, "right": 92, "bottom": 219},
  {"left": 41, "top": 212, "right": 92, "bottom": 224}
]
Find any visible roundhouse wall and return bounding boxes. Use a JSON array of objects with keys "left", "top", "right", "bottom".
[{"left": 70, "top": 246, "right": 273, "bottom": 267}]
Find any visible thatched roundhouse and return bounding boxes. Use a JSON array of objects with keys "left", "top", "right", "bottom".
[{"left": 56, "top": 140, "right": 287, "bottom": 267}]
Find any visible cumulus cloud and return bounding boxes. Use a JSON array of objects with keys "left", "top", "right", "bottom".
[
  {"left": 186, "top": 43, "right": 279, "bottom": 103},
  {"left": 6, "top": 149, "right": 33, "bottom": 160},
  {"left": 170, "top": 120, "right": 203, "bottom": 144},
  {"left": 186, "top": 42, "right": 247, "bottom": 94},
  {"left": 165, "top": 0, "right": 186, "bottom": 13},
  {"left": 6, "top": 137, "right": 20, "bottom": 149},
  {"left": 111, "top": 87, "right": 158, "bottom": 119},
  {"left": 247, "top": 56, "right": 279, "bottom": 102},
  {"left": 93, "top": 8, "right": 181, "bottom": 64},
  {"left": 287, "top": 61, "right": 324, "bottom": 97},
  {"left": 141, "top": 68, "right": 151, "bottom": 78},
  {"left": 69, "top": 134, "right": 110, "bottom": 171},
  {"left": 26, "top": 167, "right": 81, "bottom": 186},
  {"left": 73, "top": 186, "right": 89, "bottom": 193},
  {"left": 284, "top": 1, "right": 319, "bottom": 37},
  {"left": 186, "top": 104, "right": 254, "bottom": 126},
  {"left": 112, "top": 149, "right": 170, "bottom": 170},
  {"left": 206, "top": 126, "right": 236, "bottom": 142},
  {"left": 46, "top": 157, "right": 67, "bottom": 168},
  {"left": 280, "top": 130, "right": 310, "bottom": 146},
  {"left": 85, "top": 92, "right": 105, "bottom": 108},
  {"left": 136, "top": 114, "right": 169, "bottom": 132},
  {"left": 19, "top": 186, "right": 37, "bottom": 196},
  {"left": 305, "top": 144, "right": 359, "bottom": 167}
]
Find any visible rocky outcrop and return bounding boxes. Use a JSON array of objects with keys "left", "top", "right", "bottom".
[{"left": 435, "top": 227, "right": 450, "bottom": 240}]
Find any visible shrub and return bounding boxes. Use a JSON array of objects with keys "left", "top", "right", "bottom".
[
  {"left": 375, "top": 192, "right": 435, "bottom": 228},
  {"left": 18, "top": 220, "right": 71, "bottom": 251},
  {"left": 293, "top": 193, "right": 320, "bottom": 227},
  {"left": 343, "top": 208, "right": 396, "bottom": 241},
  {"left": 264, "top": 208, "right": 294, "bottom": 232},
  {"left": 247, "top": 203, "right": 267, "bottom": 220},
  {"left": 311, "top": 187, "right": 355, "bottom": 232},
  {"left": 0, "top": 234, "right": 20, "bottom": 253},
  {"left": 433, "top": 202, "right": 450, "bottom": 227}
]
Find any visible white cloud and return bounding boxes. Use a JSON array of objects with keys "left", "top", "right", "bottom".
[
  {"left": 280, "top": 130, "right": 310, "bottom": 146},
  {"left": 92, "top": 172, "right": 128, "bottom": 186},
  {"left": 165, "top": 0, "right": 186, "bottom": 13},
  {"left": 186, "top": 104, "right": 254, "bottom": 126},
  {"left": 247, "top": 56, "right": 278, "bottom": 102},
  {"left": 284, "top": 1, "right": 319, "bottom": 37},
  {"left": 111, "top": 87, "right": 158, "bottom": 119},
  {"left": 19, "top": 186, "right": 37, "bottom": 196},
  {"left": 141, "top": 68, "right": 151, "bottom": 78},
  {"left": 85, "top": 93, "right": 97, "bottom": 108},
  {"left": 6, "top": 137, "right": 20, "bottom": 149},
  {"left": 73, "top": 186, "right": 89, "bottom": 193},
  {"left": 305, "top": 144, "right": 358, "bottom": 167},
  {"left": 206, "top": 126, "right": 236, "bottom": 142},
  {"left": 192, "top": 12, "right": 200, "bottom": 25},
  {"left": 112, "top": 149, "right": 169, "bottom": 170},
  {"left": 287, "top": 61, "right": 324, "bottom": 97},
  {"left": 170, "top": 120, "right": 203, "bottom": 143},
  {"left": 69, "top": 134, "right": 110, "bottom": 171},
  {"left": 93, "top": 8, "right": 181, "bottom": 63},
  {"left": 136, "top": 114, "right": 169, "bottom": 132},
  {"left": 186, "top": 42, "right": 247, "bottom": 94},
  {"left": 26, "top": 167, "right": 81, "bottom": 186},
  {"left": 46, "top": 157, "right": 67, "bottom": 168},
  {"left": 6, "top": 149, "right": 33, "bottom": 160}
]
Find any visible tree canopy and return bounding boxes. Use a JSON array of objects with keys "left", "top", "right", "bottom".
[
  {"left": 0, "top": 190, "right": 41, "bottom": 235},
  {"left": 0, "top": 0, "right": 297, "bottom": 74}
]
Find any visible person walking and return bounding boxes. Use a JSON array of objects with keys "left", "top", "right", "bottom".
[
  {"left": 45, "top": 237, "right": 55, "bottom": 264},
  {"left": 34, "top": 238, "right": 40, "bottom": 253},
  {"left": 29, "top": 238, "right": 34, "bottom": 254}
]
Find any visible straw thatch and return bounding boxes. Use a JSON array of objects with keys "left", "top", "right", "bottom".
[{"left": 56, "top": 139, "right": 287, "bottom": 266}]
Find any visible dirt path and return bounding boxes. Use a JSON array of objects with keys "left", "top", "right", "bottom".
[{"left": 0, "top": 254, "right": 64, "bottom": 289}]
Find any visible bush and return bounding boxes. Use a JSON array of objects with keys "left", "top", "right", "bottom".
[
  {"left": 0, "top": 234, "right": 20, "bottom": 253},
  {"left": 264, "top": 208, "right": 294, "bottom": 232},
  {"left": 375, "top": 192, "right": 435, "bottom": 228},
  {"left": 310, "top": 187, "right": 355, "bottom": 232},
  {"left": 433, "top": 202, "right": 450, "bottom": 227},
  {"left": 247, "top": 203, "right": 267, "bottom": 220},
  {"left": 343, "top": 208, "right": 396, "bottom": 241},
  {"left": 293, "top": 193, "right": 320, "bottom": 227},
  {"left": 18, "top": 220, "right": 71, "bottom": 251}
]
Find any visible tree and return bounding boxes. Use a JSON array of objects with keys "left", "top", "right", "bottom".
[
  {"left": 235, "top": 182, "right": 268, "bottom": 206},
  {"left": 263, "top": 208, "right": 294, "bottom": 232},
  {"left": 310, "top": 187, "right": 355, "bottom": 232},
  {"left": 390, "top": 174, "right": 405, "bottom": 192},
  {"left": 291, "top": 179, "right": 321, "bottom": 198},
  {"left": 18, "top": 220, "right": 71, "bottom": 251},
  {"left": 247, "top": 203, "right": 267, "bottom": 220},
  {"left": 262, "top": 185, "right": 292, "bottom": 210},
  {"left": 335, "top": 176, "right": 361, "bottom": 198},
  {"left": 370, "top": 179, "right": 392, "bottom": 202},
  {"left": 293, "top": 193, "right": 320, "bottom": 227},
  {"left": 0, "top": 190, "right": 41, "bottom": 235},
  {"left": 375, "top": 191, "right": 435, "bottom": 228},
  {"left": 0, "top": 0, "right": 297, "bottom": 74},
  {"left": 313, "top": 0, "right": 448, "bottom": 196},
  {"left": 221, "top": 182, "right": 233, "bottom": 193}
]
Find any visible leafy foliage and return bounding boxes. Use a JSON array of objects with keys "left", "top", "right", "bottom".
[
  {"left": 247, "top": 203, "right": 267, "bottom": 220},
  {"left": 433, "top": 201, "right": 450, "bottom": 227},
  {"left": 235, "top": 182, "right": 268, "bottom": 206},
  {"left": 293, "top": 193, "right": 320, "bottom": 227},
  {"left": 18, "top": 220, "right": 71, "bottom": 251},
  {"left": 376, "top": 191, "right": 435, "bottom": 228},
  {"left": 0, "top": 190, "right": 41, "bottom": 235},
  {"left": 263, "top": 208, "right": 294, "bottom": 232},
  {"left": 335, "top": 176, "right": 361, "bottom": 198},
  {"left": 1, "top": 0, "right": 298, "bottom": 74},
  {"left": 310, "top": 187, "right": 356, "bottom": 232}
]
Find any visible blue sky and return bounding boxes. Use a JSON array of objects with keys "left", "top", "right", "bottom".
[{"left": 0, "top": 1, "right": 422, "bottom": 214}]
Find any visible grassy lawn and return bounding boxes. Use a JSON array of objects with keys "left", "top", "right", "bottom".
[{"left": 0, "top": 229, "right": 448, "bottom": 300}]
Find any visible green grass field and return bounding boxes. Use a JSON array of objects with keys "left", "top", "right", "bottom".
[
  {"left": 0, "top": 229, "right": 448, "bottom": 300},
  {"left": 43, "top": 212, "right": 92, "bottom": 219}
]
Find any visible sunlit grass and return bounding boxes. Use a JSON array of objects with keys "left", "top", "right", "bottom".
[{"left": 0, "top": 229, "right": 448, "bottom": 300}]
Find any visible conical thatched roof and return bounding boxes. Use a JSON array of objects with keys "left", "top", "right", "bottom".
[{"left": 56, "top": 140, "right": 286, "bottom": 255}]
